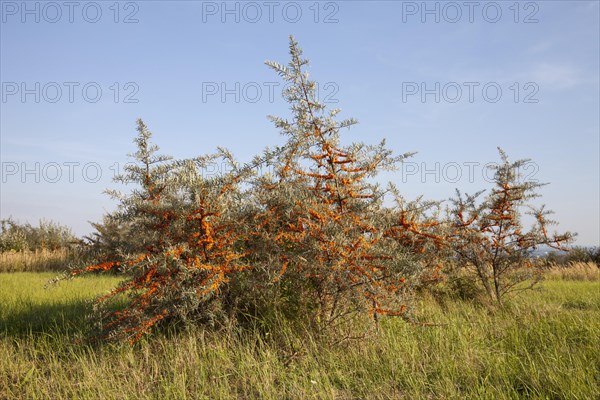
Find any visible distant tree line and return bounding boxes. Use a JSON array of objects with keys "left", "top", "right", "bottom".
[
  {"left": 542, "top": 246, "right": 600, "bottom": 267},
  {"left": 0, "top": 218, "right": 78, "bottom": 252}
]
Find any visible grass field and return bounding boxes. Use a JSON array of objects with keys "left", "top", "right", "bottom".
[{"left": 0, "top": 271, "right": 599, "bottom": 399}]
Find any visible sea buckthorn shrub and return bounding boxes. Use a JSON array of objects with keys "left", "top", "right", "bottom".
[
  {"left": 68, "top": 37, "right": 436, "bottom": 343},
  {"left": 446, "top": 149, "right": 573, "bottom": 303},
  {"left": 239, "top": 37, "right": 426, "bottom": 337},
  {"left": 69, "top": 120, "right": 253, "bottom": 343},
  {"left": 68, "top": 37, "right": 572, "bottom": 344}
]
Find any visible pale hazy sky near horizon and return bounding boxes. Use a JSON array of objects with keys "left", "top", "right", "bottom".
[{"left": 1, "top": 0, "right": 599, "bottom": 245}]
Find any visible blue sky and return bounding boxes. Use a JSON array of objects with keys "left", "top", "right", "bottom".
[{"left": 1, "top": 0, "right": 599, "bottom": 245}]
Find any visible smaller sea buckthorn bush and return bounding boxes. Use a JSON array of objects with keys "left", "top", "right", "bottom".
[{"left": 446, "top": 149, "right": 573, "bottom": 303}]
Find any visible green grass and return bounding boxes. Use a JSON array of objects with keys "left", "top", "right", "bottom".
[{"left": 1, "top": 273, "right": 598, "bottom": 399}]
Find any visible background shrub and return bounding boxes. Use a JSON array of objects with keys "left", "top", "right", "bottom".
[
  {"left": 445, "top": 149, "right": 573, "bottom": 303},
  {"left": 0, "top": 218, "right": 77, "bottom": 252}
]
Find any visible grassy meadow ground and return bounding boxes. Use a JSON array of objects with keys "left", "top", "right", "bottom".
[{"left": 0, "top": 266, "right": 598, "bottom": 399}]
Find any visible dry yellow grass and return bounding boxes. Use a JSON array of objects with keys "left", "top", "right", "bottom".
[
  {"left": 544, "top": 261, "right": 599, "bottom": 281},
  {"left": 0, "top": 249, "right": 74, "bottom": 273}
]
